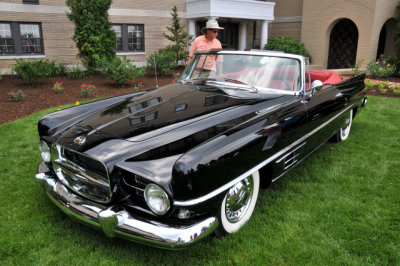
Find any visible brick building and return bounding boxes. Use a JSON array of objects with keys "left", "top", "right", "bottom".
[{"left": 0, "top": 0, "right": 398, "bottom": 73}]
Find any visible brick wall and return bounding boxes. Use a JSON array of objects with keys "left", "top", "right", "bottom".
[
  {"left": 0, "top": 1, "right": 187, "bottom": 72},
  {"left": 0, "top": 0, "right": 398, "bottom": 72}
]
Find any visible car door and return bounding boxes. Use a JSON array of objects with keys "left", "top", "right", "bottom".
[{"left": 302, "top": 84, "right": 347, "bottom": 155}]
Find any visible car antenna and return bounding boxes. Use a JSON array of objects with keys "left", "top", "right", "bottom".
[{"left": 153, "top": 56, "right": 159, "bottom": 89}]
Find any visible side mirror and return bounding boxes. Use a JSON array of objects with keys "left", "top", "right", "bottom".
[{"left": 312, "top": 80, "right": 323, "bottom": 92}]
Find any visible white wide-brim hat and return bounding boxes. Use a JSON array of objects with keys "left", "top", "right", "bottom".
[{"left": 201, "top": 19, "right": 224, "bottom": 33}]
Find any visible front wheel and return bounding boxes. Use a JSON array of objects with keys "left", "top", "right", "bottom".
[
  {"left": 332, "top": 109, "right": 353, "bottom": 142},
  {"left": 215, "top": 170, "right": 260, "bottom": 237}
]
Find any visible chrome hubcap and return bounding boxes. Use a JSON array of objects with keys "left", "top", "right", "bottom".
[{"left": 225, "top": 175, "right": 254, "bottom": 223}]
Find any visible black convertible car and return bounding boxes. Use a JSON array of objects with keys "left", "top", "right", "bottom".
[{"left": 35, "top": 50, "right": 366, "bottom": 249}]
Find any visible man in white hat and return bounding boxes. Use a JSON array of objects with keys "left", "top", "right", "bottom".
[{"left": 188, "top": 19, "right": 224, "bottom": 76}]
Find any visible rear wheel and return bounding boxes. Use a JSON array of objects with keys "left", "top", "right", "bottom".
[
  {"left": 332, "top": 109, "right": 353, "bottom": 142},
  {"left": 215, "top": 170, "right": 260, "bottom": 237}
]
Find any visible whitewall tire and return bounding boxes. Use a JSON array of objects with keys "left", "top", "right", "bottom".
[
  {"left": 331, "top": 109, "right": 353, "bottom": 143},
  {"left": 215, "top": 170, "right": 260, "bottom": 237},
  {"left": 339, "top": 109, "right": 353, "bottom": 141}
]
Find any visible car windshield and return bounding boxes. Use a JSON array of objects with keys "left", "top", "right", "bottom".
[{"left": 181, "top": 52, "right": 302, "bottom": 95}]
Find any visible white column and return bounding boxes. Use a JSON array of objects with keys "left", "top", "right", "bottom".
[
  {"left": 239, "top": 21, "right": 247, "bottom": 51},
  {"left": 188, "top": 19, "right": 196, "bottom": 51},
  {"left": 261, "top": 20, "right": 269, "bottom": 49}
]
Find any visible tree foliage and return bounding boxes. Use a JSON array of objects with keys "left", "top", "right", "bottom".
[
  {"left": 66, "top": 0, "right": 116, "bottom": 73},
  {"left": 163, "top": 5, "right": 189, "bottom": 64},
  {"left": 264, "top": 37, "right": 312, "bottom": 63},
  {"left": 147, "top": 47, "right": 178, "bottom": 77}
]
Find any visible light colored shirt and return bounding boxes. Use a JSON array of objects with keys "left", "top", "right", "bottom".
[{"left": 189, "top": 35, "right": 222, "bottom": 71}]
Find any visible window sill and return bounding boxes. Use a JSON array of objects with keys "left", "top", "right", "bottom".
[
  {"left": 116, "top": 52, "right": 145, "bottom": 56},
  {"left": 0, "top": 54, "right": 45, "bottom": 60}
]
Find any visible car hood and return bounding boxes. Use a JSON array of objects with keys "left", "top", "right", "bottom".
[{"left": 55, "top": 82, "right": 291, "bottom": 167}]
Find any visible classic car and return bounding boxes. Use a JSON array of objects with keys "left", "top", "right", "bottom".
[{"left": 35, "top": 50, "right": 367, "bottom": 249}]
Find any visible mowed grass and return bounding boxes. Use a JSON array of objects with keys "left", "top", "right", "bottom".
[{"left": 0, "top": 96, "right": 399, "bottom": 265}]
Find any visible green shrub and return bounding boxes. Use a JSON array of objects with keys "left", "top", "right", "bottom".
[
  {"left": 368, "top": 61, "right": 395, "bottom": 78},
  {"left": 147, "top": 47, "right": 178, "bottom": 76},
  {"left": 12, "top": 59, "right": 66, "bottom": 85},
  {"left": 8, "top": 90, "right": 25, "bottom": 101},
  {"left": 364, "top": 79, "right": 374, "bottom": 90},
  {"left": 376, "top": 81, "right": 385, "bottom": 90},
  {"left": 53, "top": 63, "right": 67, "bottom": 77},
  {"left": 379, "top": 87, "right": 388, "bottom": 95},
  {"left": 264, "top": 37, "right": 312, "bottom": 63},
  {"left": 100, "top": 56, "right": 145, "bottom": 86},
  {"left": 385, "top": 56, "right": 400, "bottom": 75},
  {"left": 67, "top": 66, "right": 86, "bottom": 79},
  {"left": 13, "top": 59, "right": 50, "bottom": 85}
]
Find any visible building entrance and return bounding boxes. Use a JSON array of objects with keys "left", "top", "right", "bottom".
[
  {"left": 327, "top": 19, "right": 358, "bottom": 69},
  {"left": 195, "top": 21, "right": 238, "bottom": 50}
]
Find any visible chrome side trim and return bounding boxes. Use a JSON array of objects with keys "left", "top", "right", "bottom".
[
  {"left": 35, "top": 170, "right": 218, "bottom": 249},
  {"left": 275, "top": 142, "right": 306, "bottom": 163},
  {"left": 174, "top": 103, "right": 356, "bottom": 207}
]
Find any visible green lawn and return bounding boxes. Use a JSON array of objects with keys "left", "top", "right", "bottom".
[{"left": 0, "top": 96, "right": 399, "bottom": 265}]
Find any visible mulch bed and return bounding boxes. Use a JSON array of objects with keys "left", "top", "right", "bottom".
[
  {"left": 0, "top": 73, "right": 399, "bottom": 125},
  {"left": 341, "top": 75, "right": 400, "bottom": 98},
  {"left": 0, "top": 73, "right": 173, "bottom": 125}
]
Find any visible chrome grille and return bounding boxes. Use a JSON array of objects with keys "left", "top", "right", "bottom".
[
  {"left": 121, "top": 170, "right": 150, "bottom": 204},
  {"left": 51, "top": 145, "right": 111, "bottom": 203}
]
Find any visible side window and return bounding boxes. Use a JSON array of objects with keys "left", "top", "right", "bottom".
[{"left": 0, "top": 22, "right": 43, "bottom": 56}]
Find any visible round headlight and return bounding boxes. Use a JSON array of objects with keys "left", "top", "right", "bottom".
[
  {"left": 144, "top": 184, "right": 170, "bottom": 215},
  {"left": 39, "top": 140, "right": 51, "bottom": 163}
]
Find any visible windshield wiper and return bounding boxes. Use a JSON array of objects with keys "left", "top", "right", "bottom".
[{"left": 205, "top": 78, "right": 258, "bottom": 93}]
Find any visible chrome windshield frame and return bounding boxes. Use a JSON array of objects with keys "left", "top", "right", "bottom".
[{"left": 181, "top": 50, "right": 307, "bottom": 96}]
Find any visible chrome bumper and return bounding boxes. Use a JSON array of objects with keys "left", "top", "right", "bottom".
[{"left": 35, "top": 166, "right": 218, "bottom": 249}]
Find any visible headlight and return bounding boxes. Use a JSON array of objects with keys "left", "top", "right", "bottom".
[
  {"left": 144, "top": 184, "right": 170, "bottom": 215},
  {"left": 39, "top": 140, "right": 51, "bottom": 163}
]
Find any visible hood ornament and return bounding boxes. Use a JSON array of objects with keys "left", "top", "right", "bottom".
[{"left": 74, "top": 135, "right": 86, "bottom": 145}]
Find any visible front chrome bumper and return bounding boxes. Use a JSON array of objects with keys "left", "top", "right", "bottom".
[{"left": 35, "top": 165, "right": 219, "bottom": 249}]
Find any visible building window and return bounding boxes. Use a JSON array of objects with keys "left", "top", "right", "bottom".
[
  {"left": 0, "top": 22, "right": 43, "bottom": 56},
  {"left": 127, "top": 25, "right": 144, "bottom": 51},
  {"left": 112, "top": 24, "right": 144, "bottom": 52},
  {"left": 20, "top": 24, "right": 42, "bottom": 54},
  {"left": 0, "top": 23, "right": 14, "bottom": 54},
  {"left": 112, "top": 25, "right": 122, "bottom": 51},
  {"left": 22, "top": 0, "right": 39, "bottom": 4}
]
